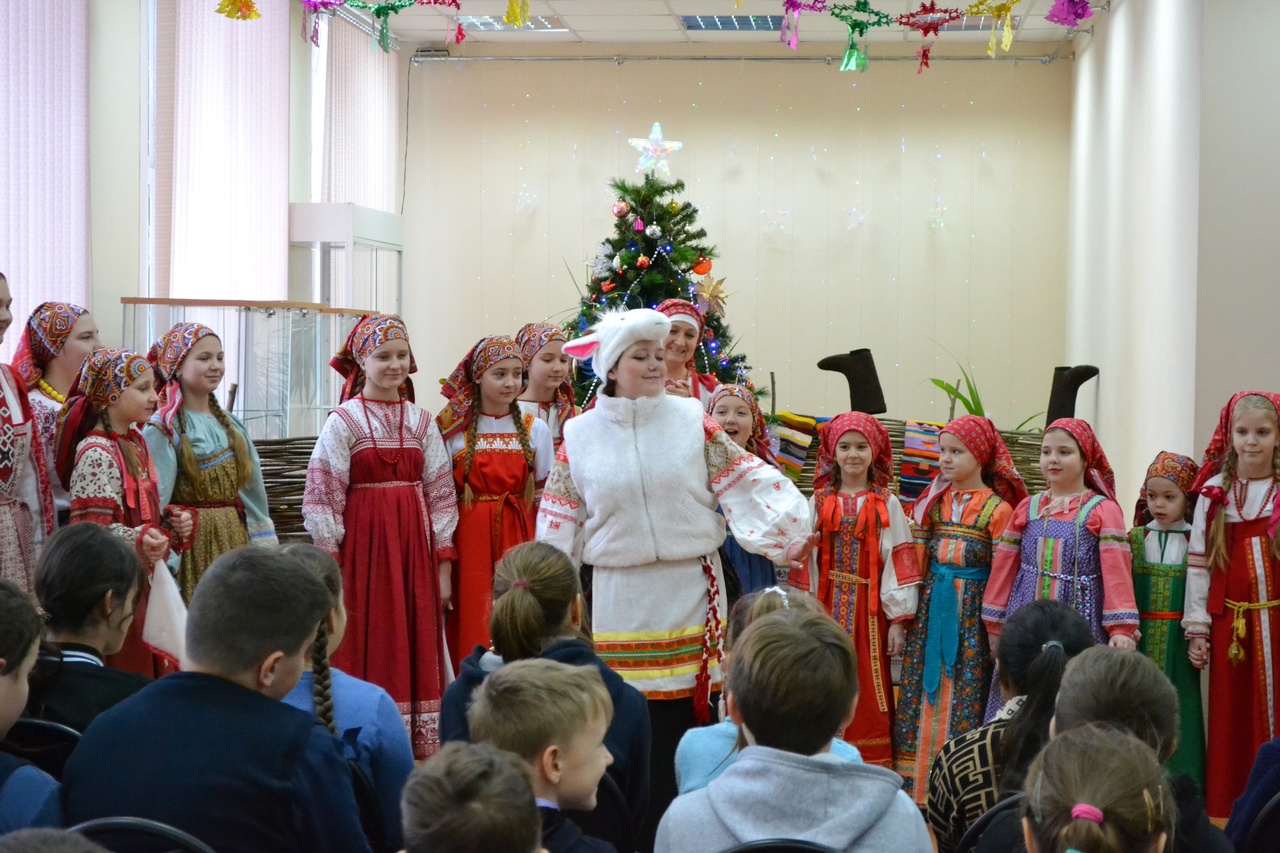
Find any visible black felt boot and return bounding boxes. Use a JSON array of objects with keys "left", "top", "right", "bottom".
[
  {"left": 817, "top": 349, "right": 887, "bottom": 414},
  {"left": 1045, "top": 365, "right": 1100, "bottom": 425}
]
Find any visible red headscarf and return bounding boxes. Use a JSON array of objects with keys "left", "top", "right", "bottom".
[
  {"left": 330, "top": 314, "right": 416, "bottom": 404},
  {"left": 656, "top": 298, "right": 705, "bottom": 371},
  {"left": 11, "top": 301, "right": 89, "bottom": 389},
  {"left": 912, "top": 415, "right": 1028, "bottom": 525},
  {"left": 1045, "top": 417, "right": 1116, "bottom": 501},
  {"left": 707, "top": 384, "right": 778, "bottom": 468},
  {"left": 1133, "top": 451, "right": 1199, "bottom": 527},
  {"left": 515, "top": 322, "right": 576, "bottom": 430},
  {"left": 1189, "top": 391, "right": 1280, "bottom": 530},
  {"left": 436, "top": 335, "right": 522, "bottom": 441},
  {"left": 814, "top": 411, "right": 892, "bottom": 493}
]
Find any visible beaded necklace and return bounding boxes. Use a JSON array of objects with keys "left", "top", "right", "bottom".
[
  {"left": 360, "top": 395, "right": 405, "bottom": 466},
  {"left": 37, "top": 378, "right": 66, "bottom": 404},
  {"left": 1232, "top": 476, "right": 1277, "bottom": 522}
]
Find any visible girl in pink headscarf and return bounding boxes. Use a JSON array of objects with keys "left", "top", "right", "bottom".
[
  {"left": 1183, "top": 391, "right": 1280, "bottom": 816},
  {"left": 892, "top": 415, "right": 1027, "bottom": 802},
  {"left": 981, "top": 418, "right": 1138, "bottom": 720},
  {"left": 795, "top": 411, "right": 922, "bottom": 769},
  {"left": 304, "top": 314, "right": 459, "bottom": 759}
]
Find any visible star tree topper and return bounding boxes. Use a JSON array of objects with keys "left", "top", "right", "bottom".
[{"left": 628, "top": 123, "right": 683, "bottom": 176}]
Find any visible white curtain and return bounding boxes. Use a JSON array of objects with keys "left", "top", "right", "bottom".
[
  {"left": 0, "top": 0, "right": 90, "bottom": 360},
  {"left": 154, "top": 0, "right": 290, "bottom": 301},
  {"left": 323, "top": 14, "right": 401, "bottom": 212}
]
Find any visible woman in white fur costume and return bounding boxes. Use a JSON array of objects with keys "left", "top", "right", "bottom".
[{"left": 536, "top": 307, "right": 812, "bottom": 840}]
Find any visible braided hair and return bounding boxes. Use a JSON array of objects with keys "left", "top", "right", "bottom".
[
  {"left": 176, "top": 394, "right": 254, "bottom": 491},
  {"left": 508, "top": 401, "right": 537, "bottom": 507},
  {"left": 460, "top": 402, "right": 537, "bottom": 508},
  {"left": 99, "top": 414, "right": 143, "bottom": 481},
  {"left": 1206, "top": 394, "right": 1280, "bottom": 571},
  {"left": 282, "top": 544, "right": 342, "bottom": 735}
]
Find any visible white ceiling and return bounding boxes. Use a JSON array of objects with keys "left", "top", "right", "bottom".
[{"left": 388, "top": 1, "right": 1079, "bottom": 49}]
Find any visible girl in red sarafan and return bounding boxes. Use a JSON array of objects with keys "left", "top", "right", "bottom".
[
  {"left": 1183, "top": 391, "right": 1280, "bottom": 817},
  {"left": 304, "top": 314, "right": 458, "bottom": 759}
]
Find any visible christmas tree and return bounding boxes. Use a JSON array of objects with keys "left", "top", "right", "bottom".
[{"left": 569, "top": 172, "right": 760, "bottom": 406}]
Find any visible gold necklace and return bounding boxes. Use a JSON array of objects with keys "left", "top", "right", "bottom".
[{"left": 36, "top": 378, "right": 66, "bottom": 404}]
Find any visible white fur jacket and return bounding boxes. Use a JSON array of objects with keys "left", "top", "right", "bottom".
[{"left": 536, "top": 392, "right": 810, "bottom": 570}]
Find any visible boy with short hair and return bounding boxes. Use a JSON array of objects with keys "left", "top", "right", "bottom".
[
  {"left": 468, "top": 658, "right": 617, "bottom": 853},
  {"left": 62, "top": 547, "right": 371, "bottom": 853},
  {"left": 401, "top": 741, "right": 546, "bottom": 853},
  {"left": 655, "top": 609, "right": 931, "bottom": 853}
]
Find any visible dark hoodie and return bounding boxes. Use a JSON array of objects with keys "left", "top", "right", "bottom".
[
  {"left": 972, "top": 771, "right": 1231, "bottom": 853},
  {"left": 441, "top": 639, "right": 652, "bottom": 828},
  {"left": 541, "top": 806, "right": 618, "bottom": 853}
]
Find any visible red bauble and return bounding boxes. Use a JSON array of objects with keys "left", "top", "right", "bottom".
[
  {"left": 692, "top": 256, "right": 712, "bottom": 275},
  {"left": 703, "top": 328, "right": 716, "bottom": 340},
  {"left": 612, "top": 200, "right": 630, "bottom": 217},
  {"left": 636, "top": 255, "right": 651, "bottom": 270}
]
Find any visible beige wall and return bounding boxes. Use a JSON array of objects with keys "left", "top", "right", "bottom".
[
  {"left": 401, "top": 54, "right": 1072, "bottom": 428},
  {"left": 1196, "top": 0, "right": 1280, "bottom": 450}
]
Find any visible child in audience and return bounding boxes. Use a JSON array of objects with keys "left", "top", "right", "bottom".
[
  {"left": 516, "top": 322, "right": 578, "bottom": 450},
  {"left": 437, "top": 335, "right": 553, "bottom": 669},
  {"left": 1020, "top": 725, "right": 1172, "bottom": 853},
  {"left": 281, "top": 543, "right": 415, "bottom": 852},
  {"left": 144, "top": 322, "right": 277, "bottom": 602},
  {"left": 894, "top": 414, "right": 1026, "bottom": 801},
  {"left": 982, "top": 418, "right": 1137, "bottom": 719},
  {"left": 304, "top": 313, "right": 458, "bottom": 760},
  {"left": 1183, "top": 391, "right": 1280, "bottom": 817},
  {"left": 972, "top": 646, "right": 1230, "bottom": 853},
  {"left": 468, "top": 659, "right": 617, "bottom": 853},
  {"left": 56, "top": 347, "right": 192, "bottom": 675},
  {"left": 675, "top": 586, "right": 861, "bottom": 794},
  {"left": 12, "top": 300, "right": 101, "bottom": 528},
  {"left": 61, "top": 547, "right": 372, "bottom": 853},
  {"left": 26, "top": 523, "right": 149, "bottom": 731},
  {"left": 1128, "top": 450, "right": 1205, "bottom": 785},
  {"left": 709, "top": 385, "right": 785, "bottom": 593},
  {"left": 0, "top": 578, "right": 61, "bottom": 833},
  {"left": 657, "top": 607, "right": 929, "bottom": 853},
  {"left": 401, "top": 741, "right": 547, "bottom": 853},
  {"left": 793, "top": 411, "right": 921, "bottom": 768},
  {"left": 442, "top": 541, "right": 650, "bottom": 829},
  {"left": 1226, "top": 735, "right": 1280, "bottom": 848},
  {"left": 927, "top": 599, "right": 1094, "bottom": 853}
]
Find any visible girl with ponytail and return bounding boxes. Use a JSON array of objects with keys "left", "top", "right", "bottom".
[
  {"left": 437, "top": 337, "right": 553, "bottom": 672},
  {"left": 142, "top": 323, "right": 277, "bottom": 602},
  {"left": 1021, "top": 725, "right": 1172, "bottom": 853},
  {"left": 441, "top": 541, "right": 650, "bottom": 829},
  {"left": 926, "top": 599, "right": 1094, "bottom": 853},
  {"left": 304, "top": 313, "right": 458, "bottom": 761},
  {"left": 280, "top": 544, "right": 414, "bottom": 853}
]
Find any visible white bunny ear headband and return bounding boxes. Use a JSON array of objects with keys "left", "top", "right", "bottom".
[{"left": 563, "top": 308, "right": 672, "bottom": 381}]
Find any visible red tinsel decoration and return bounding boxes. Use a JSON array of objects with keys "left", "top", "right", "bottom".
[
  {"left": 897, "top": 1, "right": 963, "bottom": 38},
  {"left": 916, "top": 39, "right": 936, "bottom": 74}
]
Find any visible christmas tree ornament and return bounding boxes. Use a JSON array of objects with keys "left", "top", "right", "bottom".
[
  {"left": 627, "top": 122, "right": 683, "bottom": 177},
  {"left": 695, "top": 274, "right": 731, "bottom": 315},
  {"left": 661, "top": 242, "right": 674, "bottom": 254},
  {"left": 612, "top": 200, "right": 631, "bottom": 217},
  {"left": 216, "top": 0, "right": 260, "bottom": 19},
  {"left": 704, "top": 328, "right": 716, "bottom": 340},
  {"left": 667, "top": 200, "right": 681, "bottom": 214},
  {"left": 897, "top": 2, "right": 964, "bottom": 37},
  {"left": 917, "top": 40, "right": 936, "bottom": 74},
  {"left": 645, "top": 224, "right": 662, "bottom": 238},
  {"left": 504, "top": 0, "right": 529, "bottom": 28},
  {"left": 590, "top": 243, "right": 614, "bottom": 280},
  {"left": 1045, "top": 0, "right": 1091, "bottom": 26},
  {"left": 636, "top": 255, "right": 651, "bottom": 270},
  {"left": 692, "top": 256, "right": 712, "bottom": 275},
  {"left": 780, "top": 1, "right": 828, "bottom": 50},
  {"left": 612, "top": 254, "right": 623, "bottom": 272},
  {"left": 634, "top": 217, "right": 646, "bottom": 233},
  {"left": 602, "top": 280, "right": 618, "bottom": 293}
]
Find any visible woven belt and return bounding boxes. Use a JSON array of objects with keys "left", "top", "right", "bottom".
[
  {"left": 351, "top": 480, "right": 418, "bottom": 490},
  {"left": 1225, "top": 597, "right": 1280, "bottom": 664}
]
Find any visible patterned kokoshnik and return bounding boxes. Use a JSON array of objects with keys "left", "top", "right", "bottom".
[{"left": 982, "top": 493, "right": 1106, "bottom": 722}]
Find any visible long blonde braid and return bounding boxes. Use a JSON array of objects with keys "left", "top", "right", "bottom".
[
  {"left": 508, "top": 401, "right": 537, "bottom": 507},
  {"left": 1207, "top": 450, "right": 1235, "bottom": 572}
]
